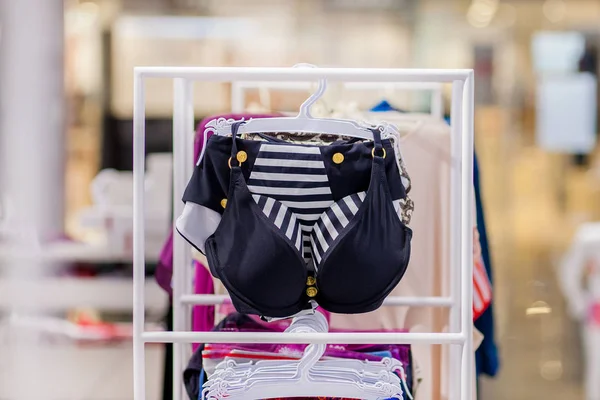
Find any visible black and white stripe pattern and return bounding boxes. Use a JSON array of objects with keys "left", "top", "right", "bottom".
[
  {"left": 248, "top": 142, "right": 405, "bottom": 267},
  {"left": 251, "top": 194, "right": 302, "bottom": 252},
  {"left": 310, "top": 193, "right": 404, "bottom": 270},
  {"left": 309, "top": 192, "right": 365, "bottom": 268},
  {"left": 248, "top": 143, "right": 334, "bottom": 264}
]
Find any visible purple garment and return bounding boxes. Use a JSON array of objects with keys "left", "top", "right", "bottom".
[
  {"left": 205, "top": 343, "right": 407, "bottom": 363},
  {"left": 207, "top": 312, "right": 410, "bottom": 364},
  {"left": 155, "top": 113, "right": 283, "bottom": 339},
  {"left": 154, "top": 233, "right": 173, "bottom": 294}
]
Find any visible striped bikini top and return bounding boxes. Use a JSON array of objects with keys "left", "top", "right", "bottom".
[{"left": 203, "top": 122, "right": 412, "bottom": 319}]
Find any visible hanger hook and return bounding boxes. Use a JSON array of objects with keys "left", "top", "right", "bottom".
[
  {"left": 293, "top": 63, "right": 326, "bottom": 119},
  {"left": 296, "top": 343, "right": 326, "bottom": 378},
  {"left": 285, "top": 312, "right": 328, "bottom": 380}
]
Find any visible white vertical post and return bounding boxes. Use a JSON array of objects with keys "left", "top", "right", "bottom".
[
  {"left": 431, "top": 87, "right": 444, "bottom": 120},
  {"left": 0, "top": 1, "right": 65, "bottom": 398},
  {"left": 0, "top": 0, "right": 65, "bottom": 238},
  {"left": 172, "top": 78, "right": 194, "bottom": 400},
  {"left": 183, "top": 85, "right": 196, "bottom": 319},
  {"left": 231, "top": 82, "right": 245, "bottom": 113},
  {"left": 448, "top": 80, "right": 464, "bottom": 400},
  {"left": 460, "top": 72, "right": 475, "bottom": 400},
  {"left": 173, "top": 79, "right": 195, "bottom": 324},
  {"left": 132, "top": 71, "right": 146, "bottom": 400}
]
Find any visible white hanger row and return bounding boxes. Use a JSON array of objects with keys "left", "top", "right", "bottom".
[
  {"left": 206, "top": 79, "right": 396, "bottom": 140},
  {"left": 207, "top": 64, "right": 400, "bottom": 138},
  {"left": 201, "top": 312, "right": 412, "bottom": 400}
]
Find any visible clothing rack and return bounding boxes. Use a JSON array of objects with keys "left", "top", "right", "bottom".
[
  {"left": 132, "top": 67, "right": 474, "bottom": 400},
  {"left": 230, "top": 80, "right": 445, "bottom": 119}
]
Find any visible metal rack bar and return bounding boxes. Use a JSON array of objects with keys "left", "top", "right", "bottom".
[
  {"left": 230, "top": 79, "right": 445, "bottom": 118},
  {"left": 171, "top": 78, "right": 195, "bottom": 400},
  {"left": 136, "top": 67, "right": 470, "bottom": 82},
  {"left": 132, "top": 66, "right": 146, "bottom": 400},
  {"left": 143, "top": 331, "right": 465, "bottom": 345},
  {"left": 180, "top": 294, "right": 454, "bottom": 307},
  {"left": 448, "top": 78, "right": 465, "bottom": 400},
  {"left": 460, "top": 70, "right": 475, "bottom": 400}
]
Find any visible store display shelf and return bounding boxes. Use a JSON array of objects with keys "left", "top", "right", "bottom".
[
  {"left": 0, "top": 276, "right": 168, "bottom": 313},
  {"left": 0, "top": 240, "right": 160, "bottom": 264}
]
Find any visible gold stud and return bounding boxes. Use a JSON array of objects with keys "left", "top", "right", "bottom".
[
  {"left": 332, "top": 152, "right": 344, "bottom": 164},
  {"left": 306, "top": 287, "right": 318, "bottom": 298},
  {"left": 220, "top": 198, "right": 227, "bottom": 208},
  {"left": 236, "top": 151, "right": 248, "bottom": 163},
  {"left": 306, "top": 276, "right": 316, "bottom": 286}
]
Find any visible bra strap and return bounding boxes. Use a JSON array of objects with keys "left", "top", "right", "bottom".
[
  {"left": 371, "top": 127, "right": 384, "bottom": 158},
  {"left": 230, "top": 121, "right": 245, "bottom": 167}
]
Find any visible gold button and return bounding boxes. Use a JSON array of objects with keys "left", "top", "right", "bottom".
[
  {"left": 306, "top": 287, "right": 318, "bottom": 298},
  {"left": 306, "top": 276, "right": 316, "bottom": 286},
  {"left": 332, "top": 153, "right": 344, "bottom": 164},
  {"left": 236, "top": 151, "right": 248, "bottom": 163},
  {"left": 220, "top": 198, "right": 227, "bottom": 208}
]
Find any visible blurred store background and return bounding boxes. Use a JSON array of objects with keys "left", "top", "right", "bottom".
[{"left": 1, "top": 0, "right": 599, "bottom": 399}]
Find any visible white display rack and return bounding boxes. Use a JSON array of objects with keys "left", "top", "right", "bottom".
[
  {"left": 132, "top": 67, "right": 474, "bottom": 400},
  {"left": 0, "top": 242, "right": 165, "bottom": 314},
  {"left": 0, "top": 240, "right": 160, "bottom": 264},
  {"left": 231, "top": 80, "right": 445, "bottom": 119}
]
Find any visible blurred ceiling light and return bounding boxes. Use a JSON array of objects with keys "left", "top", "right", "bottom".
[
  {"left": 467, "top": 17, "right": 490, "bottom": 29},
  {"left": 473, "top": 0, "right": 498, "bottom": 16},
  {"left": 496, "top": 3, "right": 517, "bottom": 27},
  {"left": 525, "top": 300, "right": 552, "bottom": 316},
  {"left": 543, "top": 0, "right": 566, "bottom": 23},
  {"left": 78, "top": 1, "right": 99, "bottom": 15},
  {"left": 67, "top": 2, "right": 99, "bottom": 32},
  {"left": 113, "top": 16, "right": 259, "bottom": 40},
  {"left": 329, "top": 0, "right": 401, "bottom": 9},
  {"left": 467, "top": 0, "right": 499, "bottom": 28},
  {"left": 540, "top": 360, "right": 563, "bottom": 381}
]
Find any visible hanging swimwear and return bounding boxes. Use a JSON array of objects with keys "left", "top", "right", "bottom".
[{"left": 177, "top": 122, "right": 412, "bottom": 319}]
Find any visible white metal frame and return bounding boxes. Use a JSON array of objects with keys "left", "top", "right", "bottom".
[
  {"left": 132, "top": 67, "right": 474, "bottom": 400},
  {"left": 231, "top": 80, "right": 445, "bottom": 119}
]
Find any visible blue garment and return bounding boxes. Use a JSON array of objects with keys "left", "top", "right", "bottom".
[
  {"left": 473, "top": 153, "right": 500, "bottom": 377},
  {"left": 366, "top": 350, "right": 393, "bottom": 358},
  {"left": 370, "top": 100, "right": 405, "bottom": 113},
  {"left": 198, "top": 370, "right": 205, "bottom": 400},
  {"left": 444, "top": 116, "right": 499, "bottom": 377}
]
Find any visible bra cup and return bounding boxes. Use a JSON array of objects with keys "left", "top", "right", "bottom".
[
  {"left": 205, "top": 169, "right": 307, "bottom": 317},
  {"left": 316, "top": 159, "right": 412, "bottom": 312}
]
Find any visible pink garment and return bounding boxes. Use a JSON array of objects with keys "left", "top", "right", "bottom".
[
  {"left": 202, "top": 343, "right": 408, "bottom": 363},
  {"left": 591, "top": 302, "right": 600, "bottom": 326},
  {"left": 192, "top": 260, "right": 215, "bottom": 347}
]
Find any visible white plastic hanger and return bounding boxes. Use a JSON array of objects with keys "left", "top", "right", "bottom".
[
  {"left": 197, "top": 65, "right": 409, "bottom": 166},
  {"left": 207, "top": 78, "right": 376, "bottom": 139},
  {"left": 204, "top": 345, "right": 405, "bottom": 399},
  {"left": 202, "top": 313, "right": 409, "bottom": 400},
  {"left": 204, "top": 353, "right": 404, "bottom": 400},
  {"left": 206, "top": 63, "right": 383, "bottom": 138}
]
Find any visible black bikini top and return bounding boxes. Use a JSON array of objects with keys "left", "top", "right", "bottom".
[{"left": 204, "top": 122, "right": 412, "bottom": 319}]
